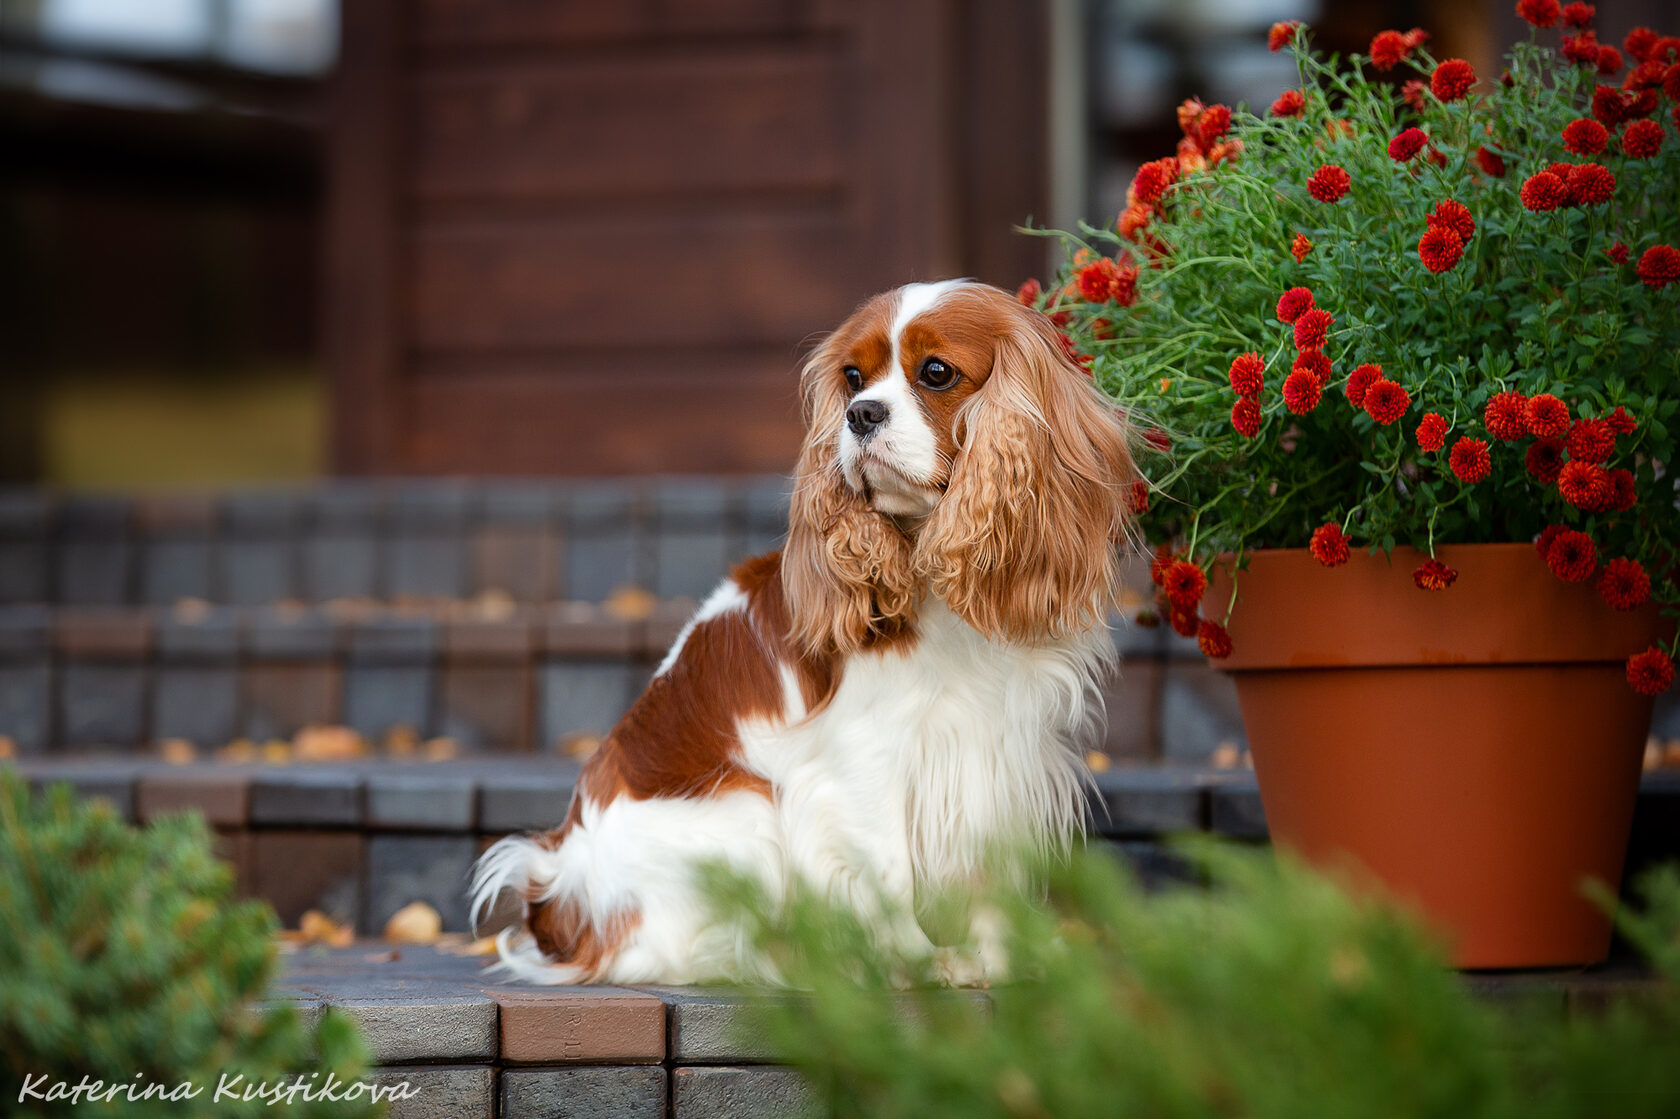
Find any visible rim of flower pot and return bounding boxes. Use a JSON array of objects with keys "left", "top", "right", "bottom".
[{"left": 1204, "top": 541, "right": 1672, "bottom": 672}]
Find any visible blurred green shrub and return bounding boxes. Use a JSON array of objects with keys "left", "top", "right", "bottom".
[
  {"left": 715, "top": 840, "right": 1680, "bottom": 1119},
  {"left": 0, "top": 773, "right": 379, "bottom": 1117}
]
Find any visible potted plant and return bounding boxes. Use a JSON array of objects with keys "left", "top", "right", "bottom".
[{"left": 1023, "top": 7, "right": 1680, "bottom": 967}]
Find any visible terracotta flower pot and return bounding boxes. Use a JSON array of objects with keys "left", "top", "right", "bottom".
[{"left": 1208, "top": 542, "right": 1669, "bottom": 969}]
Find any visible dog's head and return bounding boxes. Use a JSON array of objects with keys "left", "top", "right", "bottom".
[{"left": 785, "top": 280, "right": 1138, "bottom": 657}]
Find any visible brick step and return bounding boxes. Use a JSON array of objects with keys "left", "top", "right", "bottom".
[
  {"left": 271, "top": 939, "right": 1656, "bottom": 1119},
  {"left": 11, "top": 758, "right": 1680, "bottom": 940},
  {"left": 0, "top": 598, "right": 1229, "bottom": 759},
  {"left": 0, "top": 477, "right": 791, "bottom": 609}
]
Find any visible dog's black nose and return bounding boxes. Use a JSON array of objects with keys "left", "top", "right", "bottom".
[{"left": 846, "top": 399, "right": 888, "bottom": 437}]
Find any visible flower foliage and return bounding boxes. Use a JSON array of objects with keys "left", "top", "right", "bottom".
[{"left": 1023, "top": 14, "right": 1680, "bottom": 691}]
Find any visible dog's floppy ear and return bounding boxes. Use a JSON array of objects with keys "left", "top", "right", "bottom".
[
  {"left": 783, "top": 333, "right": 918, "bottom": 658},
  {"left": 913, "top": 301, "right": 1135, "bottom": 643}
]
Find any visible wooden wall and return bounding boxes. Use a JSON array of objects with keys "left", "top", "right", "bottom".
[{"left": 327, "top": 0, "right": 1050, "bottom": 476}]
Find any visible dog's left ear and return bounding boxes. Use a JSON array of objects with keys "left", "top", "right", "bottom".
[{"left": 914, "top": 303, "right": 1136, "bottom": 643}]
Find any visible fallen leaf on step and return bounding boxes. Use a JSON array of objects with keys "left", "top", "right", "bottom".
[{"left": 384, "top": 901, "right": 443, "bottom": 944}]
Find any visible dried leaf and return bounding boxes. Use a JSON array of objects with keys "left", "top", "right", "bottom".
[
  {"left": 159, "top": 739, "right": 196, "bottom": 765},
  {"left": 603, "top": 585, "right": 657, "bottom": 621},
  {"left": 1211, "top": 742, "right": 1241, "bottom": 770},
  {"left": 298, "top": 909, "right": 354, "bottom": 948},
  {"left": 1084, "top": 751, "right": 1112, "bottom": 773},
  {"left": 557, "top": 732, "right": 602, "bottom": 760},
  {"left": 294, "top": 724, "right": 366, "bottom": 761},
  {"left": 384, "top": 901, "right": 443, "bottom": 945},
  {"left": 423, "top": 737, "right": 459, "bottom": 761}
]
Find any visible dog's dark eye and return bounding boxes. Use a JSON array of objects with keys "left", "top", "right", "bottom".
[
  {"left": 843, "top": 366, "right": 863, "bottom": 393},
  {"left": 918, "top": 357, "right": 958, "bottom": 390}
]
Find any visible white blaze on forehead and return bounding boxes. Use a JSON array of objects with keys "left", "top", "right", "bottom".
[{"left": 889, "top": 280, "right": 969, "bottom": 374}]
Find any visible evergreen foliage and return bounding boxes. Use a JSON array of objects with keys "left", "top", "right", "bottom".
[
  {"left": 715, "top": 840, "right": 1680, "bottom": 1119},
  {"left": 0, "top": 773, "right": 380, "bottom": 1117}
]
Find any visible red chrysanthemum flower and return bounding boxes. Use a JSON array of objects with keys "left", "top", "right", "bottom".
[
  {"left": 1231, "top": 396, "right": 1262, "bottom": 438},
  {"left": 1525, "top": 393, "right": 1571, "bottom": 437},
  {"left": 1309, "top": 522, "right": 1351, "bottom": 567},
  {"left": 1293, "top": 349, "right": 1332, "bottom": 386},
  {"left": 1599, "top": 558, "right": 1651, "bottom": 611},
  {"left": 1563, "top": 31, "right": 1600, "bottom": 65},
  {"left": 1562, "top": 118, "right": 1609, "bottom": 154},
  {"left": 1449, "top": 437, "right": 1492, "bottom": 483},
  {"left": 1197, "top": 619, "right": 1234, "bottom": 659},
  {"left": 1629, "top": 87, "right": 1660, "bottom": 116},
  {"left": 1131, "top": 157, "right": 1179, "bottom": 206},
  {"left": 1482, "top": 391, "right": 1527, "bottom": 440},
  {"left": 1567, "top": 162, "right": 1616, "bottom": 205},
  {"left": 1666, "top": 62, "right": 1680, "bottom": 100},
  {"left": 1227, "top": 352, "right": 1265, "bottom": 396},
  {"left": 1558, "top": 460, "right": 1611, "bottom": 510},
  {"left": 1627, "top": 648, "right": 1675, "bottom": 695},
  {"left": 1592, "top": 84, "right": 1630, "bottom": 126},
  {"left": 1526, "top": 438, "right": 1566, "bottom": 483},
  {"left": 1142, "top": 427, "right": 1171, "bottom": 451},
  {"left": 1597, "top": 45, "right": 1623, "bottom": 75},
  {"left": 1015, "top": 278, "right": 1041, "bottom": 306},
  {"left": 1566, "top": 418, "right": 1615, "bottom": 464},
  {"left": 1307, "top": 163, "right": 1351, "bottom": 202},
  {"left": 1271, "top": 89, "right": 1306, "bottom": 117},
  {"left": 1162, "top": 560, "right": 1208, "bottom": 610},
  {"left": 1562, "top": 2, "right": 1595, "bottom": 28},
  {"left": 1625, "top": 26, "right": 1659, "bottom": 61},
  {"left": 1369, "top": 30, "right": 1411, "bottom": 71},
  {"left": 1520, "top": 171, "right": 1569, "bottom": 211},
  {"left": 1428, "top": 199, "right": 1475, "bottom": 244},
  {"left": 1268, "top": 21, "right": 1300, "bottom": 52},
  {"left": 1417, "top": 412, "right": 1449, "bottom": 452},
  {"left": 1418, "top": 225, "right": 1464, "bottom": 272},
  {"left": 1363, "top": 379, "right": 1411, "bottom": 425},
  {"left": 1342, "top": 363, "right": 1381, "bottom": 408},
  {"left": 1431, "top": 58, "right": 1476, "bottom": 101},
  {"left": 1608, "top": 468, "right": 1637, "bottom": 510},
  {"left": 1402, "top": 79, "right": 1428, "bottom": 112},
  {"left": 1474, "top": 144, "right": 1507, "bottom": 177},
  {"left": 1517, "top": 0, "right": 1561, "bottom": 27},
  {"left": 1638, "top": 244, "right": 1680, "bottom": 288},
  {"left": 1283, "top": 369, "right": 1323, "bottom": 414},
  {"left": 1606, "top": 241, "right": 1629, "bottom": 264},
  {"left": 1276, "top": 286, "right": 1315, "bottom": 323},
  {"left": 1075, "top": 257, "right": 1121, "bottom": 302},
  {"left": 1388, "top": 127, "right": 1429, "bottom": 161},
  {"left": 1293, "top": 307, "right": 1334, "bottom": 349},
  {"left": 1125, "top": 480, "right": 1150, "bottom": 515},
  {"left": 1291, "top": 232, "right": 1313, "bottom": 262},
  {"left": 1607, "top": 405, "right": 1637, "bottom": 434},
  {"left": 1545, "top": 528, "right": 1598, "bottom": 581},
  {"left": 1652, "top": 37, "right": 1680, "bottom": 65},
  {"left": 1413, "top": 559, "right": 1458, "bottom": 591},
  {"left": 1627, "top": 59, "right": 1668, "bottom": 88},
  {"left": 1623, "top": 119, "right": 1666, "bottom": 158},
  {"left": 1535, "top": 524, "right": 1568, "bottom": 562},
  {"left": 1149, "top": 549, "right": 1173, "bottom": 587},
  {"left": 1169, "top": 606, "right": 1199, "bottom": 638}
]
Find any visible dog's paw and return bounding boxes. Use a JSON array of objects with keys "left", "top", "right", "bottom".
[{"left": 929, "top": 945, "right": 996, "bottom": 988}]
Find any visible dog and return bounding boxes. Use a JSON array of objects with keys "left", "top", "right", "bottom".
[{"left": 471, "top": 279, "right": 1137, "bottom": 984}]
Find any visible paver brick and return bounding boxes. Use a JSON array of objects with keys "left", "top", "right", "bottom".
[
  {"left": 501, "top": 1067, "right": 665, "bottom": 1119},
  {"left": 327, "top": 993, "right": 496, "bottom": 1063},
  {"left": 489, "top": 988, "right": 666, "bottom": 1065},
  {"left": 367, "top": 1065, "right": 494, "bottom": 1119},
  {"left": 671, "top": 1067, "right": 826, "bottom": 1119}
]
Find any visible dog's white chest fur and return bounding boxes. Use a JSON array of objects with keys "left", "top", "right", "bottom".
[{"left": 743, "top": 601, "right": 1108, "bottom": 895}]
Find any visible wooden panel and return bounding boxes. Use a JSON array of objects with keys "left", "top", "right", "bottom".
[
  {"left": 404, "top": 351, "right": 803, "bottom": 475},
  {"left": 414, "top": 0, "right": 847, "bottom": 49},
  {"left": 411, "top": 44, "right": 845, "bottom": 203},
  {"left": 326, "top": 0, "right": 404, "bottom": 474},
  {"left": 407, "top": 211, "right": 852, "bottom": 350}
]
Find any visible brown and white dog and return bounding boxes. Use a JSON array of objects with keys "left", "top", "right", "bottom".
[{"left": 471, "top": 279, "right": 1137, "bottom": 984}]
